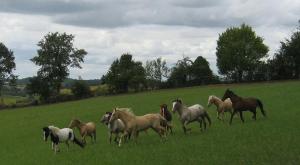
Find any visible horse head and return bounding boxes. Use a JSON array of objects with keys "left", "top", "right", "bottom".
[
  {"left": 172, "top": 98, "right": 182, "bottom": 113},
  {"left": 109, "top": 108, "right": 119, "bottom": 123},
  {"left": 68, "top": 119, "right": 80, "bottom": 128},
  {"left": 222, "top": 89, "right": 234, "bottom": 101},
  {"left": 42, "top": 127, "right": 50, "bottom": 141},
  {"left": 100, "top": 112, "right": 112, "bottom": 125}
]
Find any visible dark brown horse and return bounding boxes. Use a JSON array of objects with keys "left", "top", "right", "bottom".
[
  {"left": 160, "top": 104, "right": 173, "bottom": 134},
  {"left": 222, "top": 89, "right": 266, "bottom": 124}
]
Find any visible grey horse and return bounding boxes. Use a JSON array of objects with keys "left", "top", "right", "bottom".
[{"left": 172, "top": 99, "right": 211, "bottom": 134}]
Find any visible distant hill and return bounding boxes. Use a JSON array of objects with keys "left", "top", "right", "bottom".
[{"left": 17, "top": 77, "right": 101, "bottom": 87}]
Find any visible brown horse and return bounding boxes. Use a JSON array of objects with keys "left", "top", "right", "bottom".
[
  {"left": 68, "top": 119, "right": 96, "bottom": 143},
  {"left": 222, "top": 89, "right": 266, "bottom": 124},
  {"left": 109, "top": 108, "right": 167, "bottom": 147},
  {"left": 160, "top": 104, "right": 173, "bottom": 134}
]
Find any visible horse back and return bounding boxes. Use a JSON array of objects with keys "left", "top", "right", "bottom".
[{"left": 234, "top": 97, "right": 258, "bottom": 110}]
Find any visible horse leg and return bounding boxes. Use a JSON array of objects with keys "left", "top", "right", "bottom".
[
  {"left": 93, "top": 131, "right": 96, "bottom": 143},
  {"left": 230, "top": 110, "right": 237, "bottom": 125},
  {"left": 252, "top": 109, "right": 257, "bottom": 120},
  {"left": 65, "top": 141, "right": 69, "bottom": 151},
  {"left": 51, "top": 142, "right": 54, "bottom": 150},
  {"left": 239, "top": 111, "right": 245, "bottom": 123}
]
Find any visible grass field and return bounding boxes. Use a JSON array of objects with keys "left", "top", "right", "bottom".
[{"left": 0, "top": 81, "right": 299, "bottom": 165}]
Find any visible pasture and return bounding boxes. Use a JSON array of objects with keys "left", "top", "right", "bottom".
[{"left": 0, "top": 81, "right": 299, "bottom": 164}]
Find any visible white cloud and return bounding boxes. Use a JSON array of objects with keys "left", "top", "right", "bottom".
[{"left": 0, "top": 0, "right": 299, "bottom": 79}]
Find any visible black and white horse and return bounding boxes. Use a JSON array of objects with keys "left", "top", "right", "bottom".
[{"left": 42, "top": 125, "right": 84, "bottom": 153}]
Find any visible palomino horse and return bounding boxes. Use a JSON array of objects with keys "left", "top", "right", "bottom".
[
  {"left": 100, "top": 112, "right": 127, "bottom": 144},
  {"left": 109, "top": 108, "right": 167, "bottom": 147},
  {"left": 42, "top": 125, "right": 84, "bottom": 153},
  {"left": 207, "top": 95, "right": 233, "bottom": 121},
  {"left": 222, "top": 89, "right": 266, "bottom": 124},
  {"left": 68, "top": 119, "right": 96, "bottom": 144},
  {"left": 172, "top": 99, "right": 211, "bottom": 134},
  {"left": 160, "top": 104, "right": 173, "bottom": 134}
]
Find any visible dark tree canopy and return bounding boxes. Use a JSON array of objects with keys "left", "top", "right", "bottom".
[
  {"left": 190, "top": 56, "right": 214, "bottom": 85},
  {"left": 31, "top": 32, "right": 87, "bottom": 96},
  {"left": 216, "top": 24, "right": 269, "bottom": 82},
  {"left": 0, "top": 42, "right": 16, "bottom": 96},
  {"left": 104, "top": 53, "right": 146, "bottom": 93},
  {"left": 145, "top": 57, "right": 169, "bottom": 89},
  {"left": 168, "top": 56, "right": 193, "bottom": 87}
]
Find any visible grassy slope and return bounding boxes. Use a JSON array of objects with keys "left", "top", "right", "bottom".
[{"left": 0, "top": 81, "right": 299, "bottom": 165}]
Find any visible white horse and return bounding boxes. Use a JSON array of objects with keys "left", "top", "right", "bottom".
[
  {"left": 100, "top": 112, "right": 127, "bottom": 144},
  {"left": 207, "top": 95, "right": 233, "bottom": 121},
  {"left": 42, "top": 125, "right": 84, "bottom": 153},
  {"left": 172, "top": 99, "right": 211, "bottom": 134}
]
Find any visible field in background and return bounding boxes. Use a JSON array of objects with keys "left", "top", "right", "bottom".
[{"left": 0, "top": 81, "right": 299, "bottom": 164}]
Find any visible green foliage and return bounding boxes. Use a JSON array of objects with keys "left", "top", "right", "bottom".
[
  {"left": 190, "top": 56, "right": 214, "bottom": 85},
  {"left": 26, "top": 76, "right": 51, "bottom": 102},
  {"left": 145, "top": 57, "right": 169, "bottom": 89},
  {"left": 168, "top": 56, "right": 216, "bottom": 87},
  {"left": 30, "top": 32, "right": 87, "bottom": 101},
  {"left": 168, "top": 56, "right": 193, "bottom": 87},
  {"left": 268, "top": 21, "right": 300, "bottom": 79},
  {"left": 216, "top": 24, "right": 269, "bottom": 82},
  {"left": 104, "top": 53, "right": 146, "bottom": 93},
  {"left": 71, "top": 80, "right": 91, "bottom": 98},
  {"left": 0, "top": 42, "right": 16, "bottom": 96}
]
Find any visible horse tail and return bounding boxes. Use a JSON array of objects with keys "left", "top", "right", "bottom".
[
  {"left": 204, "top": 111, "right": 211, "bottom": 126},
  {"left": 257, "top": 99, "right": 266, "bottom": 117},
  {"left": 72, "top": 135, "right": 85, "bottom": 148}
]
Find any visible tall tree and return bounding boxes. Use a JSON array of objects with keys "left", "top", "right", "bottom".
[
  {"left": 190, "top": 56, "right": 214, "bottom": 85},
  {"left": 0, "top": 42, "right": 16, "bottom": 96},
  {"left": 104, "top": 53, "right": 146, "bottom": 93},
  {"left": 145, "top": 57, "right": 169, "bottom": 89},
  {"left": 30, "top": 32, "right": 87, "bottom": 98},
  {"left": 168, "top": 56, "right": 193, "bottom": 87},
  {"left": 216, "top": 24, "right": 269, "bottom": 82}
]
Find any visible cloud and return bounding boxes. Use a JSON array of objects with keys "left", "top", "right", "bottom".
[{"left": 0, "top": 0, "right": 299, "bottom": 79}]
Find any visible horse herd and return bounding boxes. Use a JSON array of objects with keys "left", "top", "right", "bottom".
[{"left": 42, "top": 89, "right": 267, "bottom": 153}]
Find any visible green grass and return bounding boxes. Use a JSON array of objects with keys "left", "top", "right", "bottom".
[{"left": 0, "top": 81, "right": 299, "bottom": 165}]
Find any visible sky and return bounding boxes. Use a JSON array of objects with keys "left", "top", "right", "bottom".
[{"left": 0, "top": 0, "right": 299, "bottom": 79}]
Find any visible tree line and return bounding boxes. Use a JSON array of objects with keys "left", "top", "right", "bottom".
[{"left": 0, "top": 21, "right": 299, "bottom": 103}]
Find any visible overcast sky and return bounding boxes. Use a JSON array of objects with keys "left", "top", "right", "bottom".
[{"left": 0, "top": 0, "right": 299, "bottom": 79}]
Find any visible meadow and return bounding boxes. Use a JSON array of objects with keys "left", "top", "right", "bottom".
[{"left": 0, "top": 81, "right": 299, "bottom": 165}]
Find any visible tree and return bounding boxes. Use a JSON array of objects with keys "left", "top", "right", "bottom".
[
  {"left": 145, "top": 57, "right": 169, "bottom": 89},
  {"left": 190, "top": 56, "right": 214, "bottom": 85},
  {"left": 104, "top": 53, "right": 146, "bottom": 93},
  {"left": 216, "top": 24, "right": 269, "bottom": 82},
  {"left": 0, "top": 42, "right": 16, "bottom": 96},
  {"left": 168, "top": 56, "right": 193, "bottom": 87},
  {"left": 30, "top": 32, "right": 87, "bottom": 99},
  {"left": 71, "top": 80, "right": 91, "bottom": 98},
  {"left": 26, "top": 76, "right": 51, "bottom": 102}
]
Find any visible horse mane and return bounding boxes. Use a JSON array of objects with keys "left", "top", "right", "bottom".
[
  {"left": 48, "top": 125, "right": 60, "bottom": 134},
  {"left": 115, "top": 107, "right": 135, "bottom": 117}
]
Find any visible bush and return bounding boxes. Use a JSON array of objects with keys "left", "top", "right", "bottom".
[
  {"left": 71, "top": 80, "right": 92, "bottom": 98},
  {"left": 92, "top": 84, "right": 110, "bottom": 96}
]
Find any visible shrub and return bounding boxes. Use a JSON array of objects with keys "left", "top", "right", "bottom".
[{"left": 71, "top": 80, "right": 92, "bottom": 98}]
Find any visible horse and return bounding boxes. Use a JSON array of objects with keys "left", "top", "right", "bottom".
[
  {"left": 42, "top": 125, "right": 84, "bottom": 154},
  {"left": 222, "top": 89, "right": 266, "bottom": 124},
  {"left": 207, "top": 95, "right": 233, "bottom": 121},
  {"left": 160, "top": 104, "right": 173, "bottom": 134},
  {"left": 100, "top": 112, "right": 127, "bottom": 144},
  {"left": 68, "top": 119, "right": 96, "bottom": 144},
  {"left": 172, "top": 99, "right": 211, "bottom": 134},
  {"left": 109, "top": 108, "right": 167, "bottom": 147}
]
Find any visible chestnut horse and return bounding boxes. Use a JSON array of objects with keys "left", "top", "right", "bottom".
[
  {"left": 222, "top": 89, "right": 266, "bottom": 124},
  {"left": 68, "top": 119, "right": 96, "bottom": 143}
]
